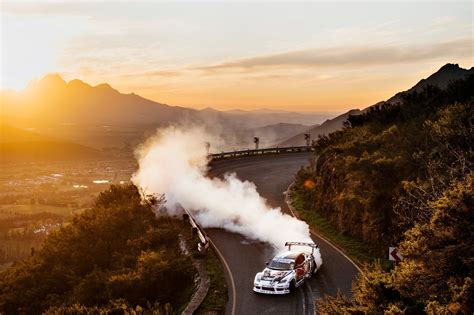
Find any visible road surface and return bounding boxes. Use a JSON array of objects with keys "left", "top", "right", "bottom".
[{"left": 207, "top": 153, "right": 359, "bottom": 315}]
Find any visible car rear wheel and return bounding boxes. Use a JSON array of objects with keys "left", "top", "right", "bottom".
[{"left": 312, "top": 261, "right": 318, "bottom": 274}]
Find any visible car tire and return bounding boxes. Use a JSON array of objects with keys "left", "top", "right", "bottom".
[
  {"left": 312, "top": 261, "right": 318, "bottom": 275},
  {"left": 289, "top": 279, "right": 296, "bottom": 293}
]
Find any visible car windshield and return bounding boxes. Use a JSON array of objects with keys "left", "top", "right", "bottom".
[{"left": 268, "top": 259, "right": 293, "bottom": 270}]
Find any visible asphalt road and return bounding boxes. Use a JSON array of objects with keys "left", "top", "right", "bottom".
[{"left": 207, "top": 153, "right": 359, "bottom": 315}]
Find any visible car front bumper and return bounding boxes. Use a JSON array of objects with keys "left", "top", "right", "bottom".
[{"left": 253, "top": 282, "right": 290, "bottom": 295}]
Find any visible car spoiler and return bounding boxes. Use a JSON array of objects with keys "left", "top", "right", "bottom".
[{"left": 284, "top": 242, "right": 319, "bottom": 254}]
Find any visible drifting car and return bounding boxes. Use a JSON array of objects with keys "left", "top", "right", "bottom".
[{"left": 253, "top": 242, "right": 319, "bottom": 295}]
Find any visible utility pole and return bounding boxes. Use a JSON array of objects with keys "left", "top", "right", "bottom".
[
  {"left": 304, "top": 134, "right": 311, "bottom": 146},
  {"left": 254, "top": 137, "right": 260, "bottom": 150},
  {"left": 204, "top": 142, "right": 211, "bottom": 156}
]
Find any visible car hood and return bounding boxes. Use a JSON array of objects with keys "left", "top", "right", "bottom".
[{"left": 260, "top": 268, "right": 292, "bottom": 281}]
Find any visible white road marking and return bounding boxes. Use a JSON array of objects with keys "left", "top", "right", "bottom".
[{"left": 208, "top": 238, "right": 237, "bottom": 315}]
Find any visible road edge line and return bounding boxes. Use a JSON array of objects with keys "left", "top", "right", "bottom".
[
  {"left": 208, "top": 237, "right": 237, "bottom": 315},
  {"left": 284, "top": 182, "right": 363, "bottom": 275}
]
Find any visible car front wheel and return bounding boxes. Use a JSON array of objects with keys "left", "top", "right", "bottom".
[{"left": 289, "top": 279, "right": 296, "bottom": 293}]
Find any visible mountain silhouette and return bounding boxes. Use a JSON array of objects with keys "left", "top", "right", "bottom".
[
  {"left": 280, "top": 63, "right": 474, "bottom": 146},
  {"left": 3, "top": 74, "right": 196, "bottom": 126},
  {"left": 1, "top": 76, "right": 333, "bottom": 149}
]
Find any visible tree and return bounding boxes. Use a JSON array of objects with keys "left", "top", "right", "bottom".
[
  {"left": 0, "top": 184, "right": 194, "bottom": 313},
  {"left": 317, "top": 177, "right": 473, "bottom": 314}
]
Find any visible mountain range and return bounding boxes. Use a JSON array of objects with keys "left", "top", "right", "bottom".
[
  {"left": 2, "top": 75, "right": 331, "bottom": 129},
  {"left": 1, "top": 75, "right": 333, "bottom": 154},
  {"left": 1, "top": 63, "right": 472, "bottom": 162}
]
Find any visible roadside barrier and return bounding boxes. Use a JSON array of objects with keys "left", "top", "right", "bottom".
[{"left": 209, "top": 145, "right": 314, "bottom": 161}]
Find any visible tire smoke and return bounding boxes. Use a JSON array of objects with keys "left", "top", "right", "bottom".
[{"left": 132, "top": 126, "right": 322, "bottom": 265}]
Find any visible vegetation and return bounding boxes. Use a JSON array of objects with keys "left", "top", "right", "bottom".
[
  {"left": 195, "top": 248, "right": 228, "bottom": 314},
  {"left": 0, "top": 157, "right": 136, "bottom": 269},
  {"left": 0, "top": 211, "right": 64, "bottom": 267},
  {"left": 0, "top": 184, "right": 195, "bottom": 314},
  {"left": 290, "top": 193, "right": 376, "bottom": 266},
  {"left": 294, "top": 76, "right": 473, "bottom": 313},
  {"left": 295, "top": 77, "right": 472, "bottom": 254},
  {"left": 317, "top": 177, "right": 473, "bottom": 313},
  {"left": 178, "top": 218, "right": 228, "bottom": 314}
]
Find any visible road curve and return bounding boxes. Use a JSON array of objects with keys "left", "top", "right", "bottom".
[{"left": 207, "top": 153, "right": 359, "bottom": 315}]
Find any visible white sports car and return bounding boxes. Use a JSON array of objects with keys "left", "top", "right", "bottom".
[{"left": 253, "top": 242, "right": 319, "bottom": 295}]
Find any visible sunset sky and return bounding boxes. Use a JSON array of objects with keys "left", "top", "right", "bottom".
[{"left": 1, "top": 1, "right": 472, "bottom": 112}]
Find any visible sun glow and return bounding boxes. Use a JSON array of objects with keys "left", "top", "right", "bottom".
[{"left": 0, "top": 11, "right": 86, "bottom": 90}]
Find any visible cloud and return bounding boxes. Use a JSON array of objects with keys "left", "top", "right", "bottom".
[
  {"left": 197, "top": 38, "right": 473, "bottom": 72},
  {"left": 143, "top": 70, "right": 182, "bottom": 77}
]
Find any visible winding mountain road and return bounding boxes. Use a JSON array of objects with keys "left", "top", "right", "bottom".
[{"left": 207, "top": 153, "right": 359, "bottom": 315}]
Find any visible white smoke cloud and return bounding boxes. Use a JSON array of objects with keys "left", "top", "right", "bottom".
[{"left": 132, "top": 126, "right": 322, "bottom": 266}]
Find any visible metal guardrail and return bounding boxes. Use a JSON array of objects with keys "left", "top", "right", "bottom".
[
  {"left": 181, "top": 206, "right": 210, "bottom": 253},
  {"left": 209, "top": 145, "right": 314, "bottom": 161}
]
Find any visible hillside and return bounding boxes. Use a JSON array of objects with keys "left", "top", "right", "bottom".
[
  {"left": 294, "top": 75, "right": 473, "bottom": 313},
  {"left": 0, "top": 124, "right": 101, "bottom": 163},
  {"left": 385, "top": 63, "right": 474, "bottom": 105},
  {"left": 281, "top": 63, "right": 474, "bottom": 146},
  {"left": 0, "top": 124, "right": 47, "bottom": 142}
]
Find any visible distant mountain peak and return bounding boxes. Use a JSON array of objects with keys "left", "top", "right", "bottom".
[
  {"left": 200, "top": 107, "right": 219, "bottom": 112},
  {"left": 42, "top": 73, "right": 66, "bottom": 83},
  {"left": 438, "top": 63, "right": 461, "bottom": 71},
  {"left": 27, "top": 74, "right": 121, "bottom": 95},
  {"left": 95, "top": 83, "right": 112, "bottom": 89},
  {"left": 410, "top": 63, "right": 474, "bottom": 92},
  {"left": 94, "top": 83, "right": 118, "bottom": 93},
  {"left": 68, "top": 79, "right": 91, "bottom": 89},
  {"left": 33, "top": 73, "right": 67, "bottom": 90}
]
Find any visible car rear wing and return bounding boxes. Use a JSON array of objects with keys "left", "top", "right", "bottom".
[{"left": 285, "top": 242, "right": 319, "bottom": 254}]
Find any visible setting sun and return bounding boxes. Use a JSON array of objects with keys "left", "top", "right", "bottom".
[{"left": 1, "top": 10, "right": 87, "bottom": 90}]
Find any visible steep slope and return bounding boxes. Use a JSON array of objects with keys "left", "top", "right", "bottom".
[
  {"left": 385, "top": 63, "right": 474, "bottom": 105},
  {"left": 298, "top": 73, "right": 473, "bottom": 315},
  {"left": 280, "top": 63, "right": 474, "bottom": 146}
]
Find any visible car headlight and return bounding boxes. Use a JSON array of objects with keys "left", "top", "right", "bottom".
[{"left": 280, "top": 278, "right": 288, "bottom": 283}]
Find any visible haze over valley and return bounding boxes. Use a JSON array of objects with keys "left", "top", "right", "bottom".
[
  {"left": 1, "top": 74, "right": 336, "bottom": 159},
  {"left": 2, "top": 63, "right": 472, "bottom": 163}
]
